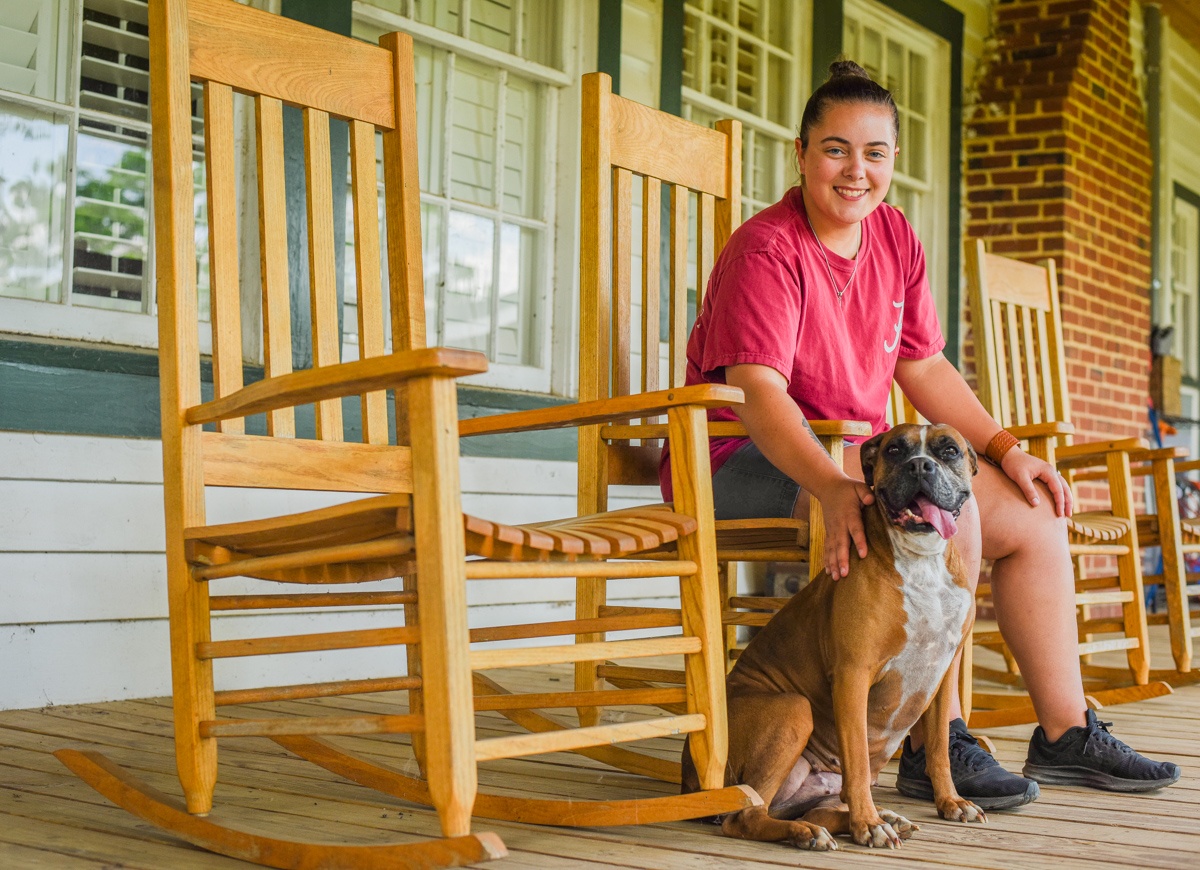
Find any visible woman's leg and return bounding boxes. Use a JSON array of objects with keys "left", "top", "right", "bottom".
[{"left": 971, "top": 461, "right": 1087, "bottom": 741}]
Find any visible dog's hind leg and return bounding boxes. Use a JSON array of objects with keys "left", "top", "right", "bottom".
[{"left": 719, "top": 693, "right": 837, "bottom": 850}]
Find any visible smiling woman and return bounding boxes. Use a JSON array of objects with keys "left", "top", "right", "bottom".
[{"left": 661, "top": 57, "right": 1182, "bottom": 814}]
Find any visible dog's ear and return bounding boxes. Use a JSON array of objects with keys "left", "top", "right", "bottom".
[
  {"left": 859, "top": 432, "right": 885, "bottom": 489},
  {"left": 965, "top": 441, "right": 979, "bottom": 476}
]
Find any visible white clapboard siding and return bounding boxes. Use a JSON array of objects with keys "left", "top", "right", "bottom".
[{"left": 0, "top": 431, "right": 681, "bottom": 710}]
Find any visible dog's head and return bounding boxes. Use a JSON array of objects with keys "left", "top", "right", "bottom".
[{"left": 859, "top": 423, "right": 977, "bottom": 540}]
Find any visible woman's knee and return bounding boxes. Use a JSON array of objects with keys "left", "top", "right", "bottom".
[{"left": 975, "top": 465, "right": 1070, "bottom": 561}]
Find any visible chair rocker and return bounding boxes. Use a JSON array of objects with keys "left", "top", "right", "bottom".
[{"left": 56, "top": 2, "right": 758, "bottom": 867}]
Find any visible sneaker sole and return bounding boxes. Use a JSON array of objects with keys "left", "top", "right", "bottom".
[
  {"left": 1022, "top": 764, "right": 1181, "bottom": 792},
  {"left": 895, "top": 777, "right": 1041, "bottom": 811}
]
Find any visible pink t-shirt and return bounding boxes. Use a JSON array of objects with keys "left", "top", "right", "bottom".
[{"left": 660, "top": 187, "right": 945, "bottom": 500}]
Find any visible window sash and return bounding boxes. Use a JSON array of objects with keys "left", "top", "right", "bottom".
[
  {"left": 681, "top": 0, "right": 805, "bottom": 218},
  {"left": 1172, "top": 195, "right": 1200, "bottom": 379},
  {"left": 353, "top": 0, "right": 560, "bottom": 391}
]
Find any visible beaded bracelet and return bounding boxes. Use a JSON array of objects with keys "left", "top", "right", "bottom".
[{"left": 985, "top": 429, "right": 1020, "bottom": 466}]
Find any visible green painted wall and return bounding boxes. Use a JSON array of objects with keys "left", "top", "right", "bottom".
[{"left": 0, "top": 339, "right": 575, "bottom": 458}]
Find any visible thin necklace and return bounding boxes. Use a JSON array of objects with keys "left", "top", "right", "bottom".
[{"left": 802, "top": 207, "right": 860, "bottom": 302}]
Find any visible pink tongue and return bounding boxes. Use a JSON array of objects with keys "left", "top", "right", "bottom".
[{"left": 915, "top": 495, "right": 957, "bottom": 539}]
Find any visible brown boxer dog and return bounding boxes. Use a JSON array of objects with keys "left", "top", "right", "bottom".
[{"left": 683, "top": 423, "right": 986, "bottom": 850}]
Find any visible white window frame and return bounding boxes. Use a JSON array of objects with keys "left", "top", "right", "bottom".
[
  {"left": 353, "top": 0, "right": 571, "bottom": 393},
  {"left": 0, "top": 0, "right": 214, "bottom": 355},
  {"left": 843, "top": 0, "right": 951, "bottom": 330},
  {"left": 680, "top": 0, "right": 809, "bottom": 219},
  {"left": 1171, "top": 193, "right": 1199, "bottom": 381}
]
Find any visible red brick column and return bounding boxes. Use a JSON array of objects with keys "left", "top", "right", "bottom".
[{"left": 964, "top": 0, "right": 1152, "bottom": 454}]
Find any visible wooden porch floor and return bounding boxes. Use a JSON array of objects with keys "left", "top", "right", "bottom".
[{"left": 2, "top": 625, "right": 1197, "bottom": 869}]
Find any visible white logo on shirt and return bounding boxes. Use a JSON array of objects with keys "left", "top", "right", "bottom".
[{"left": 884, "top": 300, "right": 904, "bottom": 353}]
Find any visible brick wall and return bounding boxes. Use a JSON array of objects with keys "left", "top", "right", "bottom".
[{"left": 964, "top": 0, "right": 1152, "bottom": 480}]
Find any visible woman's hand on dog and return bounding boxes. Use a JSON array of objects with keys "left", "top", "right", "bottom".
[
  {"left": 1000, "top": 448, "right": 1073, "bottom": 517},
  {"left": 814, "top": 475, "right": 876, "bottom": 579}
]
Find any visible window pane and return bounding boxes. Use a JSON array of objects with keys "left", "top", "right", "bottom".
[
  {"left": 422, "top": 201, "right": 443, "bottom": 343},
  {"left": 503, "top": 76, "right": 539, "bottom": 218},
  {"left": 495, "top": 222, "right": 534, "bottom": 364},
  {"left": 443, "top": 209, "right": 492, "bottom": 353},
  {"left": 413, "top": 42, "right": 447, "bottom": 196},
  {"left": 0, "top": 101, "right": 68, "bottom": 301},
  {"left": 71, "top": 128, "right": 148, "bottom": 311}
]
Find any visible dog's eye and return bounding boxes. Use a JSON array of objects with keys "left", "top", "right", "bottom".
[
  {"left": 885, "top": 443, "right": 902, "bottom": 455},
  {"left": 940, "top": 443, "right": 961, "bottom": 458}
]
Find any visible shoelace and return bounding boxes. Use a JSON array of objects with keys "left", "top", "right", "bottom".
[
  {"left": 1083, "top": 718, "right": 1137, "bottom": 758},
  {"left": 949, "top": 731, "right": 995, "bottom": 772}
]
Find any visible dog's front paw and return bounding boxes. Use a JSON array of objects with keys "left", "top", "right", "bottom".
[
  {"left": 936, "top": 797, "right": 987, "bottom": 823},
  {"left": 879, "top": 809, "right": 918, "bottom": 839},
  {"left": 851, "top": 818, "right": 904, "bottom": 849},
  {"left": 787, "top": 822, "right": 838, "bottom": 851}
]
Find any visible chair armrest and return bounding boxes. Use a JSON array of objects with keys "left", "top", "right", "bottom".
[
  {"left": 1005, "top": 422, "right": 1075, "bottom": 439},
  {"left": 1053, "top": 437, "right": 1149, "bottom": 471},
  {"left": 604, "top": 417, "right": 872, "bottom": 441},
  {"left": 186, "top": 348, "right": 487, "bottom": 425},
  {"left": 458, "top": 384, "right": 744, "bottom": 437},
  {"left": 1074, "top": 445, "right": 1187, "bottom": 481},
  {"left": 703, "top": 420, "right": 871, "bottom": 438}
]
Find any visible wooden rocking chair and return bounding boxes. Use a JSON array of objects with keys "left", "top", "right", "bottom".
[
  {"left": 549, "top": 73, "right": 867, "bottom": 739},
  {"left": 55, "top": 3, "right": 758, "bottom": 867},
  {"left": 962, "top": 239, "right": 1175, "bottom": 722}
]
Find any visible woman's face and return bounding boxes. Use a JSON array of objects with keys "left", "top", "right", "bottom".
[{"left": 796, "top": 100, "right": 897, "bottom": 234}]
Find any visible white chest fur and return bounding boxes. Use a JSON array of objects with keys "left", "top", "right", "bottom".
[{"left": 879, "top": 527, "right": 972, "bottom": 732}]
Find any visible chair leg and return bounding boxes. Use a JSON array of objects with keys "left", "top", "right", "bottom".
[
  {"left": 719, "top": 560, "right": 739, "bottom": 669},
  {"left": 575, "top": 425, "right": 608, "bottom": 727},
  {"left": 164, "top": 541, "right": 218, "bottom": 815},
  {"left": 1107, "top": 450, "right": 1151, "bottom": 684},
  {"left": 408, "top": 375, "right": 479, "bottom": 838},
  {"left": 402, "top": 573, "right": 429, "bottom": 775},
  {"left": 1152, "top": 456, "right": 1194, "bottom": 673},
  {"left": 667, "top": 404, "right": 728, "bottom": 790},
  {"left": 574, "top": 575, "right": 607, "bottom": 727}
]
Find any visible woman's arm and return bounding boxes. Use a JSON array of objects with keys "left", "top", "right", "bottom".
[
  {"left": 895, "top": 354, "right": 1071, "bottom": 516},
  {"left": 725, "top": 363, "right": 875, "bottom": 579}
]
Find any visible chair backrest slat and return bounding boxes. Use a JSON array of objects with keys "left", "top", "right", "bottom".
[
  {"left": 349, "top": 119, "right": 389, "bottom": 445},
  {"left": 696, "top": 193, "right": 715, "bottom": 310},
  {"left": 640, "top": 176, "right": 661, "bottom": 395},
  {"left": 1020, "top": 306, "right": 1042, "bottom": 424},
  {"left": 203, "top": 80, "right": 245, "bottom": 434},
  {"left": 612, "top": 167, "right": 633, "bottom": 398},
  {"left": 1003, "top": 303, "right": 1026, "bottom": 426},
  {"left": 255, "top": 94, "right": 296, "bottom": 438},
  {"left": 668, "top": 184, "right": 689, "bottom": 389},
  {"left": 303, "top": 107, "right": 344, "bottom": 442}
]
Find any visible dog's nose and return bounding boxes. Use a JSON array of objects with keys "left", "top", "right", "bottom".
[{"left": 906, "top": 456, "right": 936, "bottom": 479}]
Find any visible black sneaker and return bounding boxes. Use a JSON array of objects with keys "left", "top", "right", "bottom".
[
  {"left": 1023, "top": 709, "right": 1181, "bottom": 792},
  {"left": 896, "top": 718, "right": 1040, "bottom": 810}
]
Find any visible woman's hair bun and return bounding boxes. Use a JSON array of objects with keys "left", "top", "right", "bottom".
[{"left": 828, "top": 59, "right": 871, "bottom": 81}]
